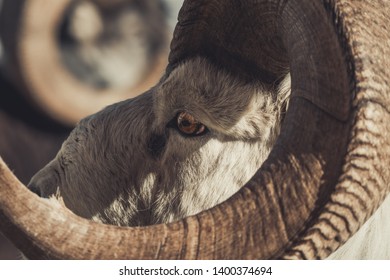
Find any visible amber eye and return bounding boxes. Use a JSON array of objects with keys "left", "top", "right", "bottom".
[{"left": 176, "top": 112, "right": 208, "bottom": 136}]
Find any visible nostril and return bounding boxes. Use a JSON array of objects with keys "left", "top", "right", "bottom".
[
  {"left": 28, "top": 161, "right": 61, "bottom": 198},
  {"left": 27, "top": 182, "right": 42, "bottom": 197}
]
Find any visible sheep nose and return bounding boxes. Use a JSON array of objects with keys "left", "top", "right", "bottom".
[
  {"left": 27, "top": 161, "right": 61, "bottom": 198},
  {"left": 27, "top": 181, "right": 42, "bottom": 197}
]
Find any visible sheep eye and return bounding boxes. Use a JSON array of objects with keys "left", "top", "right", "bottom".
[{"left": 176, "top": 112, "right": 208, "bottom": 136}]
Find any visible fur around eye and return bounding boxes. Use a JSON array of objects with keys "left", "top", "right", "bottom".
[{"left": 174, "top": 112, "right": 208, "bottom": 137}]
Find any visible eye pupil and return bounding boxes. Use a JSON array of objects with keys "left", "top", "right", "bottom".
[
  {"left": 176, "top": 112, "right": 208, "bottom": 136},
  {"left": 182, "top": 120, "right": 191, "bottom": 127}
]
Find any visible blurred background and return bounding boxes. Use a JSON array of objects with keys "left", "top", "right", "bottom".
[{"left": 0, "top": 0, "right": 183, "bottom": 259}]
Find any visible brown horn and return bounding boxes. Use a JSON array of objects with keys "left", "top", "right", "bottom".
[
  {"left": 0, "top": 0, "right": 169, "bottom": 126},
  {"left": 1, "top": 0, "right": 389, "bottom": 259}
]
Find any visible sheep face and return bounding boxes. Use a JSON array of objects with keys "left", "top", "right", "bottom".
[{"left": 28, "top": 57, "right": 290, "bottom": 226}]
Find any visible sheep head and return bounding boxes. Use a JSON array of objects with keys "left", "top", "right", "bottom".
[{"left": 28, "top": 57, "right": 290, "bottom": 226}]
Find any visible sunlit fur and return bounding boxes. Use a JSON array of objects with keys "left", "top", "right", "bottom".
[
  {"left": 28, "top": 57, "right": 390, "bottom": 259},
  {"left": 29, "top": 57, "right": 290, "bottom": 226}
]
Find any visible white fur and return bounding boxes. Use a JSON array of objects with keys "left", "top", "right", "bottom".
[
  {"left": 30, "top": 58, "right": 390, "bottom": 259},
  {"left": 31, "top": 58, "right": 290, "bottom": 226}
]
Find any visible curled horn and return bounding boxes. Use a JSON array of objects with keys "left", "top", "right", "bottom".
[{"left": 1, "top": 0, "right": 389, "bottom": 259}]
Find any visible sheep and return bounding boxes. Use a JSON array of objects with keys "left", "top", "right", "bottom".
[
  {"left": 0, "top": 0, "right": 389, "bottom": 260},
  {"left": 27, "top": 57, "right": 291, "bottom": 226}
]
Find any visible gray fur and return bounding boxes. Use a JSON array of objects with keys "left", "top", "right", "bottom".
[
  {"left": 29, "top": 57, "right": 290, "bottom": 226},
  {"left": 28, "top": 57, "right": 390, "bottom": 259}
]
